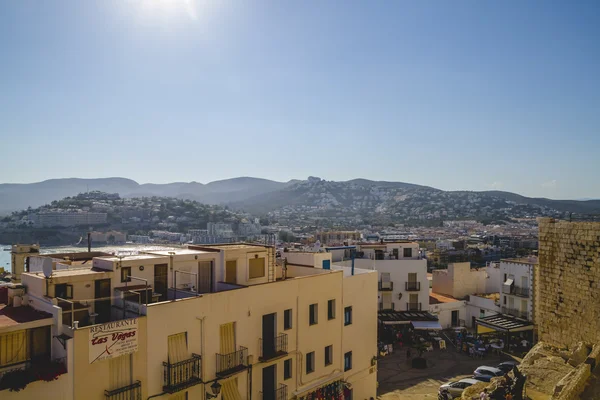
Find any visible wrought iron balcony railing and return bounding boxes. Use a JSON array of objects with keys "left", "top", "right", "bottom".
[
  {"left": 259, "top": 333, "right": 288, "bottom": 362},
  {"left": 378, "top": 302, "right": 395, "bottom": 311},
  {"left": 163, "top": 354, "right": 202, "bottom": 393},
  {"left": 405, "top": 282, "right": 421, "bottom": 291},
  {"left": 216, "top": 346, "right": 248, "bottom": 377},
  {"left": 378, "top": 281, "right": 393, "bottom": 291},
  {"left": 406, "top": 302, "right": 421, "bottom": 311},
  {"left": 105, "top": 381, "right": 142, "bottom": 400},
  {"left": 260, "top": 383, "right": 288, "bottom": 400}
]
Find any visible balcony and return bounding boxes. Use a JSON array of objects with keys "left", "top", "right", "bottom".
[
  {"left": 259, "top": 333, "right": 288, "bottom": 362},
  {"left": 105, "top": 381, "right": 142, "bottom": 400},
  {"left": 378, "top": 281, "right": 394, "bottom": 291},
  {"left": 405, "top": 282, "right": 421, "bottom": 291},
  {"left": 216, "top": 346, "right": 248, "bottom": 378},
  {"left": 162, "top": 354, "right": 202, "bottom": 393},
  {"left": 502, "top": 306, "right": 528, "bottom": 320},
  {"left": 513, "top": 286, "right": 530, "bottom": 298},
  {"left": 261, "top": 383, "right": 288, "bottom": 400},
  {"left": 406, "top": 302, "right": 421, "bottom": 311},
  {"left": 378, "top": 302, "right": 395, "bottom": 311},
  {"left": 0, "top": 358, "right": 67, "bottom": 392}
]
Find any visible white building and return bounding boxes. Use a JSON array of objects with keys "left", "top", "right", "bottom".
[
  {"left": 432, "top": 262, "right": 487, "bottom": 299},
  {"left": 31, "top": 211, "right": 107, "bottom": 227},
  {"left": 429, "top": 292, "right": 467, "bottom": 329},
  {"left": 1, "top": 243, "right": 378, "bottom": 400},
  {"left": 334, "top": 242, "right": 429, "bottom": 312},
  {"left": 499, "top": 257, "right": 537, "bottom": 322}
]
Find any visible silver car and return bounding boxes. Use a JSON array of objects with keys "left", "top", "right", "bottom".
[{"left": 438, "top": 378, "right": 480, "bottom": 399}]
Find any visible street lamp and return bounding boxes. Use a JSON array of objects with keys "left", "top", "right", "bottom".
[{"left": 206, "top": 381, "right": 221, "bottom": 399}]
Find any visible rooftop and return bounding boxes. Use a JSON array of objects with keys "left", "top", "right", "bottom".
[
  {"left": 471, "top": 292, "right": 500, "bottom": 301},
  {"left": 25, "top": 267, "right": 110, "bottom": 278},
  {"left": 477, "top": 313, "right": 534, "bottom": 332},
  {"left": 501, "top": 257, "right": 538, "bottom": 265},
  {"left": 191, "top": 243, "right": 270, "bottom": 251},
  {"left": 96, "top": 254, "right": 167, "bottom": 262},
  {"left": 0, "top": 304, "right": 53, "bottom": 329},
  {"left": 429, "top": 292, "right": 461, "bottom": 304},
  {"left": 145, "top": 249, "right": 212, "bottom": 256}
]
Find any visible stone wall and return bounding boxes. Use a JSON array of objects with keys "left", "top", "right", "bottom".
[{"left": 537, "top": 218, "right": 600, "bottom": 348}]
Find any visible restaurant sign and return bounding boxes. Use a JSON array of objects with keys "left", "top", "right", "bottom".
[{"left": 89, "top": 318, "right": 138, "bottom": 363}]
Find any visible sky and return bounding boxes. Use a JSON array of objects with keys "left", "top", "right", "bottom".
[{"left": 0, "top": 1, "right": 599, "bottom": 200}]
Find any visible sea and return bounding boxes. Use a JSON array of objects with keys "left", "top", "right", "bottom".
[{"left": 0, "top": 244, "right": 178, "bottom": 273}]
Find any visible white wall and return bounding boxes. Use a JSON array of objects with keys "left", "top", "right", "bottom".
[
  {"left": 432, "top": 262, "right": 487, "bottom": 299},
  {"left": 284, "top": 252, "right": 332, "bottom": 268},
  {"left": 429, "top": 300, "right": 467, "bottom": 329},
  {"left": 465, "top": 295, "right": 500, "bottom": 328},
  {"left": 336, "top": 258, "right": 428, "bottom": 311},
  {"left": 485, "top": 262, "right": 503, "bottom": 293},
  {"left": 500, "top": 261, "right": 534, "bottom": 320}
]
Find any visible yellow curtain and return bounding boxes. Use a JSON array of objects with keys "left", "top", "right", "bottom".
[
  {"left": 168, "top": 332, "right": 188, "bottom": 363},
  {"left": 109, "top": 354, "right": 131, "bottom": 390},
  {"left": 0, "top": 330, "right": 29, "bottom": 367},
  {"left": 219, "top": 323, "right": 235, "bottom": 354},
  {"left": 221, "top": 377, "right": 242, "bottom": 400}
]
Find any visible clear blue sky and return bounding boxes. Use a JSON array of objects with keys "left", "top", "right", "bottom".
[{"left": 1, "top": 1, "right": 599, "bottom": 199}]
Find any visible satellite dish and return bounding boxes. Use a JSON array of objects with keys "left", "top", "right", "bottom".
[{"left": 42, "top": 258, "right": 53, "bottom": 278}]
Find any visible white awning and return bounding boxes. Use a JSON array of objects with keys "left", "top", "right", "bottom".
[
  {"left": 503, "top": 278, "right": 514, "bottom": 286},
  {"left": 411, "top": 321, "right": 442, "bottom": 330}
]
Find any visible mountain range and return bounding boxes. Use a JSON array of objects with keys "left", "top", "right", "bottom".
[{"left": 1, "top": 177, "right": 600, "bottom": 217}]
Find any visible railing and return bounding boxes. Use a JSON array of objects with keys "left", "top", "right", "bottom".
[
  {"left": 105, "top": 381, "right": 142, "bottom": 400},
  {"left": 378, "top": 302, "right": 395, "bottom": 311},
  {"left": 0, "top": 358, "right": 67, "bottom": 392},
  {"left": 405, "top": 282, "right": 421, "bottom": 291},
  {"left": 216, "top": 346, "right": 248, "bottom": 377},
  {"left": 513, "top": 286, "right": 530, "bottom": 297},
  {"left": 260, "top": 383, "right": 288, "bottom": 400},
  {"left": 163, "top": 354, "right": 202, "bottom": 393},
  {"left": 406, "top": 302, "right": 421, "bottom": 311},
  {"left": 378, "top": 281, "right": 393, "bottom": 291},
  {"left": 502, "top": 307, "right": 529, "bottom": 320},
  {"left": 259, "top": 333, "right": 288, "bottom": 362}
]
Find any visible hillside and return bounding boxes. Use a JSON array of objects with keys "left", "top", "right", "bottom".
[{"left": 1, "top": 177, "right": 599, "bottom": 219}]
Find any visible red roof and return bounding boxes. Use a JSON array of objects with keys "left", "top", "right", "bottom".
[{"left": 0, "top": 304, "right": 53, "bottom": 329}]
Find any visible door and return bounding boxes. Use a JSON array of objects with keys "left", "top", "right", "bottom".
[
  {"left": 94, "top": 279, "right": 111, "bottom": 323},
  {"left": 154, "top": 264, "right": 168, "bottom": 301},
  {"left": 472, "top": 316, "right": 476, "bottom": 329},
  {"left": 322, "top": 259, "right": 330, "bottom": 270},
  {"left": 262, "top": 364, "right": 276, "bottom": 400},
  {"left": 409, "top": 294, "right": 419, "bottom": 310},
  {"left": 198, "top": 261, "right": 213, "bottom": 294},
  {"left": 225, "top": 260, "right": 237, "bottom": 284},
  {"left": 262, "top": 313, "right": 276, "bottom": 359},
  {"left": 451, "top": 310, "right": 459, "bottom": 327}
]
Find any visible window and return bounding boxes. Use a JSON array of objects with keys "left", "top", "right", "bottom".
[
  {"left": 306, "top": 351, "right": 315, "bottom": 374},
  {"left": 248, "top": 257, "right": 265, "bottom": 279},
  {"left": 309, "top": 304, "right": 318, "bottom": 325},
  {"left": 328, "top": 299, "right": 336, "bottom": 320},
  {"left": 325, "top": 345, "right": 333, "bottom": 366},
  {"left": 344, "top": 306, "right": 353, "bottom": 326},
  {"left": 284, "top": 358, "right": 292, "bottom": 380},
  {"left": 225, "top": 260, "right": 237, "bottom": 284},
  {"left": 480, "top": 309, "right": 485, "bottom": 318},
  {"left": 55, "top": 283, "right": 73, "bottom": 299},
  {"left": 504, "top": 273, "right": 507, "bottom": 283},
  {"left": 344, "top": 351, "right": 352, "bottom": 371},
  {"left": 403, "top": 247, "right": 412, "bottom": 258},
  {"left": 168, "top": 332, "right": 188, "bottom": 363},
  {"left": 121, "top": 266, "right": 131, "bottom": 282},
  {"left": 284, "top": 309, "right": 292, "bottom": 330},
  {"left": 503, "top": 296, "right": 507, "bottom": 305}
]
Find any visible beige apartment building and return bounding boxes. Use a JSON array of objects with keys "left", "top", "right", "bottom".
[{"left": 0, "top": 243, "right": 377, "bottom": 400}]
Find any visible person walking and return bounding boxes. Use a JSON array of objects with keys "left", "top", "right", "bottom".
[{"left": 479, "top": 388, "right": 490, "bottom": 400}]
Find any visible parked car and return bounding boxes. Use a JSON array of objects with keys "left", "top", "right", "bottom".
[
  {"left": 497, "top": 360, "right": 519, "bottom": 373},
  {"left": 473, "top": 366, "right": 504, "bottom": 381},
  {"left": 439, "top": 378, "right": 480, "bottom": 399}
]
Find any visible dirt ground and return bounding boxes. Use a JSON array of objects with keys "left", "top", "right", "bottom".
[{"left": 377, "top": 346, "right": 520, "bottom": 399}]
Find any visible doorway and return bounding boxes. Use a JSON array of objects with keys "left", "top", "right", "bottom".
[
  {"left": 262, "top": 364, "right": 276, "bottom": 400},
  {"left": 94, "top": 279, "right": 111, "bottom": 323},
  {"left": 262, "top": 313, "right": 276, "bottom": 359},
  {"left": 225, "top": 260, "right": 237, "bottom": 284},
  {"left": 451, "top": 310, "right": 459, "bottom": 327},
  {"left": 154, "top": 264, "right": 168, "bottom": 301},
  {"left": 198, "top": 261, "right": 213, "bottom": 294}
]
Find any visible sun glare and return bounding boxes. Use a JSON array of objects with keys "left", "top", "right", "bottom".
[{"left": 137, "top": 0, "right": 202, "bottom": 21}]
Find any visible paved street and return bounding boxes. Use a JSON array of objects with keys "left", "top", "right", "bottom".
[{"left": 377, "top": 345, "right": 515, "bottom": 399}]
